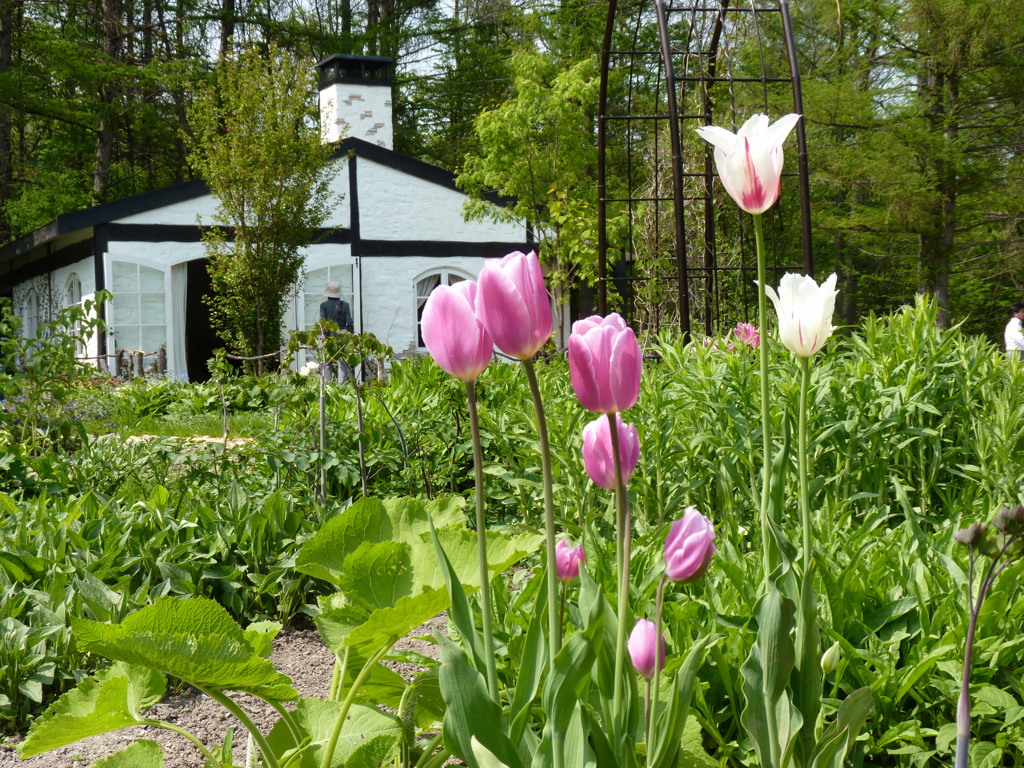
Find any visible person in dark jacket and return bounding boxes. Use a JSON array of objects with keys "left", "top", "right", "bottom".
[{"left": 319, "top": 281, "right": 354, "bottom": 380}]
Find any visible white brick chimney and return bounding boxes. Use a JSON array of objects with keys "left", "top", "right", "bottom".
[{"left": 317, "top": 54, "right": 394, "bottom": 149}]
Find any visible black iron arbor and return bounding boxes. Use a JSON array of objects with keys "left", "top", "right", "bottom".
[{"left": 596, "top": 0, "right": 814, "bottom": 340}]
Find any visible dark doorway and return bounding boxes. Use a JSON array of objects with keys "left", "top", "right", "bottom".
[{"left": 185, "top": 259, "right": 223, "bottom": 382}]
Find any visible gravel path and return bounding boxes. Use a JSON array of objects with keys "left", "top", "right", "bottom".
[{"left": 0, "top": 617, "right": 445, "bottom": 768}]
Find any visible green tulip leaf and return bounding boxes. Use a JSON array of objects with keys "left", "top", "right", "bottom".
[
  {"left": 90, "top": 739, "right": 164, "bottom": 768},
  {"left": 437, "top": 633, "right": 523, "bottom": 768},
  {"left": 19, "top": 662, "right": 165, "bottom": 757},
  {"left": 540, "top": 632, "right": 594, "bottom": 768},
  {"left": 71, "top": 597, "right": 297, "bottom": 701},
  {"left": 808, "top": 687, "right": 873, "bottom": 768},
  {"left": 740, "top": 587, "right": 802, "bottom": 768},
  {"left": 649, "top": 635, "right": 711, "bottom": 768},
  {"left": 265, "top": 697, "right": 403, "bottom": 768}
]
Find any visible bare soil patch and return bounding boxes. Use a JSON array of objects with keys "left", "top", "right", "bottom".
[{"left": 0, "top": 616, "right": 445, "bottom": 768}]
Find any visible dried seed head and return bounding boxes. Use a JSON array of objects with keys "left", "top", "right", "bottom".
[
  {"left": 954, "top": 523, "right": 988, "bottom": 550},
  {"left": 993, "top": 505, "right": 1024, "bottom": 535}
]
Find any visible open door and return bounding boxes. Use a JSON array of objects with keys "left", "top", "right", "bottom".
[{"left": 104, "top": 255, "right": 172, "bottom": 375}]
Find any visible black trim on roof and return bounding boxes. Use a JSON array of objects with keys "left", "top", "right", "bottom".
[
  {"left": 0, "top": 138, "right": 515, "bottom": 272},
  {"left": 358, "top": 240, "right": 532, "bottom": 258}
]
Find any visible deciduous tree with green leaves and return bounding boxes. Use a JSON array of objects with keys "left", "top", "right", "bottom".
[{"left": 185, "top": 44, "right": 340, "bottom": 371}]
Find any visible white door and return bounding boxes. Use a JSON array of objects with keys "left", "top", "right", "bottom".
[{"left": 104, "top": 254, "right": 172, "bottom": 375}]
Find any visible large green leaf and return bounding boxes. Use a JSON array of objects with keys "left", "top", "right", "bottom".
[
  {"left": 264, "top": 697, "right": 403, "bottom": 768},
  {"left": 297, "top": 496, "right": 540, "bottom": 605},
  {"left": 71, "top": 597, "right": 296, "bottom": 701},
  {"left": 296, "top": 497, "right": 466, "bottom": 587},
  {"left": 19, "top": 662, "right": 165, "bottom": 757},
  {"left": 90, "top": 739, "right": 164, "bottom": 768},
  {"left": 344, "top": 588, "right": 450, "bottom": 655}
]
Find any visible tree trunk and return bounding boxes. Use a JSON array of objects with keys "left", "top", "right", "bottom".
[
  {"left": 917, "top": 63, "right": 958, "bottom": 328},
  {"left": 0, "top": 0, "right": 15, "bottom": 242},
  {"left": 220, "top": 0, "right": 235, "bottom": 58},
  {"left": 93, "top": 0, "right": 122, "bottom": 203}
]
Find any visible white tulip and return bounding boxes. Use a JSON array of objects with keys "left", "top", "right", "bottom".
[
  {"left": 761, "top": 273, "right": 839, "bottom": 357},
  {"left": 695, "top": 113, "right": 801, "bottom": 215}
]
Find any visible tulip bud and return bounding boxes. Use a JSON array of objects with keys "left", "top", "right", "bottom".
[
  {"left": 554, "top": 539, "right": 585, "bottom": 582},
  {"left": 627, "top": 619, "right": 665, "bottom": 679},
  {"left": 581, "top": 414, "right": 640, "bottom": 491},
  {"left": 664, "top": 507, "right": 716, "bottom": 583},
  {"left": 954, "top": 522, "right": 987, "bottom": 550},
  {"left": 420, "top": 280, "right": 493, "bottom": 381},
  {"left": 820, "top": 641, "right": 841, "bottom": 675},
  {"left": 476, "top": 250, "right": 553, "bottom": 360},
  {"left": 568, "top": 313, "right": 642, "bottom": 414}
]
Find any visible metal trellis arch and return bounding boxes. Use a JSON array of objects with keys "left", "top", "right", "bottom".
[{"left": 597, "top": 0, "right": 813, "bottom": 340}]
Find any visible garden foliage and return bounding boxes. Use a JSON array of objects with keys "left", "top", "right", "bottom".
[{"left": 0, "top": 298, "right": 1022, "bottom": 764}]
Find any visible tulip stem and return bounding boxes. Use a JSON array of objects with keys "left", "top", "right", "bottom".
[
  {"left": 795, "top": 354, "right": 821, "bottom": 757},
  {"left": 466, "top": 380, "right": 499, "bottom": 702},
  {"left": 753, "top": 212, "right": 776, "bottom": 585},
  {"left": 522, "top": 359, "right": 564, "bottom": 768},
  {"left": 649, "top": 574, "right": 668, "bottom": 758},
  {"left": 798, "top": 356, "right": 812, "bottom": 577},
  {"left": 608, "top": 411, "right": 633, "bottom": 735}
]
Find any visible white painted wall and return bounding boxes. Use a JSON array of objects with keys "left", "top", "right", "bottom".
[
  {"left": 361, "top": 255, "right": 492, "bottom": 357},
  {"left": 357, "top": 159, "right": 527, "bottom": 243},
  {"left": 115, "top": 158, "right": 350, "bottom": 229},
  {"left": 11, "top": 257, "right": 101, "bottom": 362}
]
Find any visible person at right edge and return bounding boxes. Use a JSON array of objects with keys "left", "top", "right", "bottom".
[{"left": 1004, "top": 303, "right": 1024, "bottom": 361}]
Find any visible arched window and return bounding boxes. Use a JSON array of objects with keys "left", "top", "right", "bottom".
[
  {"left": 65, "top": 273, "right": 84, "bottom": 357},
  {"left": 415, "top": 269, "right": 468, "bottom": 348}
]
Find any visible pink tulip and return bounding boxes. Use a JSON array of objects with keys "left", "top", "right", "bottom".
[
  {"left": 420, "top": 280, "right": 493, "bottom": 381},
  {"left": 695, "top": 113, "right": 801, "bottom": 215},
  {"left": 664, "top": 507, "right": 716, "bottom": 583},
  {"left": 476, "top": 250, "right": 553, "bottom": 360},
  {"left": 568, "top": 313, "right": 641, "bottom": 414},
  {"left": 582, "top": 414, "right": 640, "bottom": 491},
  {"left": 733, "top": 322, "right": 760, "bottom": 348},
  {"left": 628, "top": 619, "right": 665, "bottom": 679},
  {"left": 555, "top": 539, "right": 585, "bottom": 582}
]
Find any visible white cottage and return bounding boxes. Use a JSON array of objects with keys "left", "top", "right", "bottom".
[{"left": 0, "top": 55, "right": 534, "bottom": 380}]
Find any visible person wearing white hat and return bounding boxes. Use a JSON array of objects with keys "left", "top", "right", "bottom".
[{"left": 319, "top": 281, "right": 354, "bottom": 380}]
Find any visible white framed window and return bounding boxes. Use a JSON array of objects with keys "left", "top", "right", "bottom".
[
  {"left": 415, "top": 268, "right": 469, "bottom": 348},
  {"left": 65, "top": 273, "right": 85, "bottom": 358}
]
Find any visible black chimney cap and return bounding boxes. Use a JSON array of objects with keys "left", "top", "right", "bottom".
[{"left": 317, "top": 54, "right": 393, "bottom": 89}]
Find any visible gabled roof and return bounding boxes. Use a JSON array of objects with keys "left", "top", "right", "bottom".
[{"left": 0, "top": 138, "right": 505, "bottom": 271}]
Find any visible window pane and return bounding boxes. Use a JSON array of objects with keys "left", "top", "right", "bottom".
[
  {"left": 139, "top": 266, "right": 164, "bottom": 292},
  {"left": 141, "top": 293, "right": 165, "bottom": 320},
  {"left": 141, "top": 325, "right": 166, "bottom": 353},
  {"left": 112, "top": 262, "right": 137, "bottom": 293},
  {"left": 116, "top": 297, "right": 140, "bottom": 325},
  {"left": 116, "top": 328, "right": 142, "bottom": 352}
]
